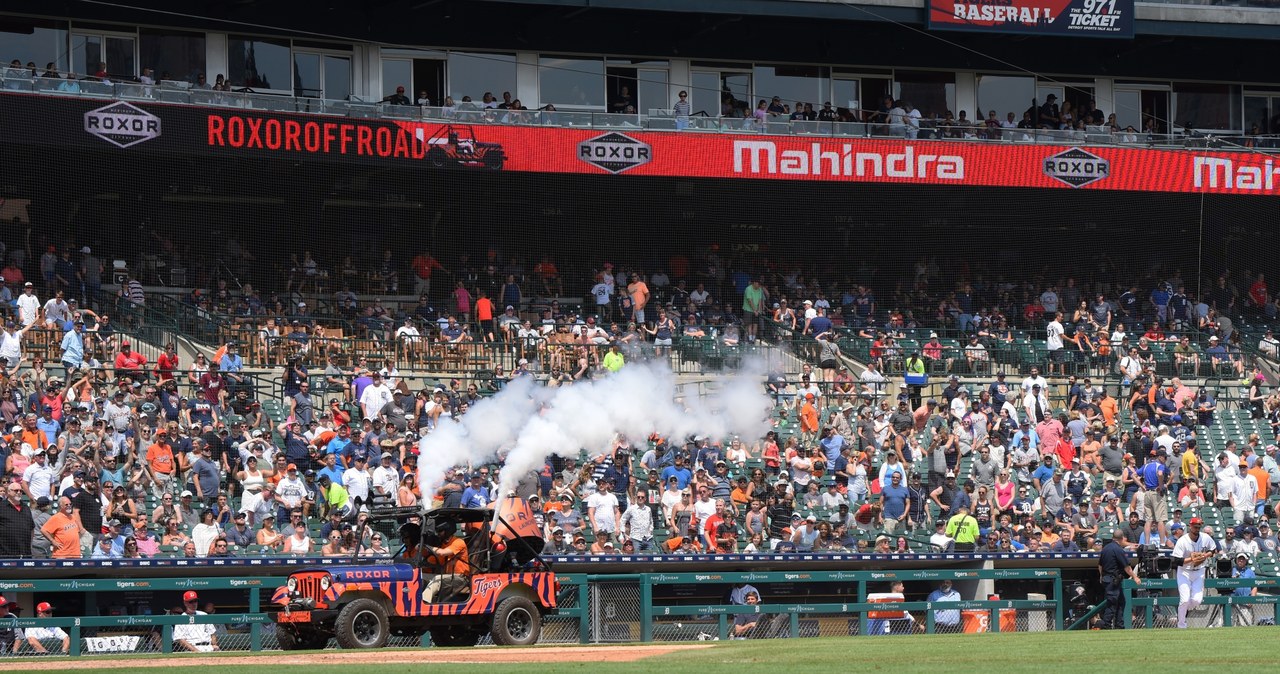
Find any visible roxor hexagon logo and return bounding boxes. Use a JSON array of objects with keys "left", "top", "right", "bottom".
[
  {"left": 84, "top": 101, "right": 161, "bottom": 149},
  {"left": 1043, "top": 147, "right": 1110, "bottom": 188},
  {"left": 577, "top": 132, "right": 651, "bottom": 174}
]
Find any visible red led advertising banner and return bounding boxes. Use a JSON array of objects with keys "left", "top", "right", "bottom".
[
  {"left": 7, "top": 93, "right": 1278, "bottom": 197},
  {"left": 928, "top": 0, "right": 1134, "bottom": 38}
]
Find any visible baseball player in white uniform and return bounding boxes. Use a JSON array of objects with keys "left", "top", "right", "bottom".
[{"left": 1171, "top": 516, "right": 1217, "bottom": 629}]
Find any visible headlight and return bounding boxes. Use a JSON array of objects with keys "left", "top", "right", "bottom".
[
  {"left": 319, "top": 575, "right": 332, "bottom": 591},
  {"left": 287, "top": 577, "right": 298, "bottom": 592}
]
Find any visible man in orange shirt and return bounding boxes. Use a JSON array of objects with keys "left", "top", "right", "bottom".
[
  {"left": 41, "top": 496, "right": 82, "bottom": 559},
  {"left": 145, "top": 430, "right": 176, "bottom": 496},
  {"left": 474, "top": 289, "right": 495, "bottom": 343},
  {"left": 627, "top": 273, "right": 650, "bottom": 324},
  {"left": 421, "top": 519, "right": 470, "bottom": 602},
  {"left": 19, "top": 413, "right": 49, "bottom": 452},
  {"left": 1099, "top": 390, "right": 1118, "bottom": 433},
  {"left": 1249, "top": 460, "right": 1270, "bottom": 507},
  {"left": 799, "top": 393, "right": 820, "bottom": 444}
]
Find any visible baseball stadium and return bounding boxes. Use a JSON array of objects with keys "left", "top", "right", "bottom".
[{"left": 1, "top": 0, "right": 1280, "bottom": 670}]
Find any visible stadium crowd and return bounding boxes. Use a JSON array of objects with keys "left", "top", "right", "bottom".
[{"left": 0, "top": 234, "right": 1277, "bottom": 563}]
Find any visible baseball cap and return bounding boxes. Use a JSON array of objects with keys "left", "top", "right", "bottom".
[
  {"left": 180, "top": 490, "right": 193, "bottom": 498},
  {"left": 183, "top": 590, "right": 199, "bottom": 602},
  {"left": 36, "top": 602, "right": 52, "bottom": 612},
  {"left": 1190, "top": 517, "right": 1203, "bottom": 525},
  {"left": 287, "top": 463, "right": 298, "bottom": 471}
]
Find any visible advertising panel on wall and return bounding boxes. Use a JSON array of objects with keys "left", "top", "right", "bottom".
[
  {"left": 5, "top": 92, "right": 1274, "bottom": 197},
  {"left": 928, "top": 0, "right": 1134, "bottom": 38}
]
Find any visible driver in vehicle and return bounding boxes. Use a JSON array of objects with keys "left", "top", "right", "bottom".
[{"left": 422, "top": 519, "right": 471, "bottom": 602}]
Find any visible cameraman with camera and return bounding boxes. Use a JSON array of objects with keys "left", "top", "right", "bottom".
[
  {"left": 1098, "top": 528, "right": 1141, "bottom": 629},
  {"left": 1172, "top": 516, "right": 1217, "bottom": 629}
]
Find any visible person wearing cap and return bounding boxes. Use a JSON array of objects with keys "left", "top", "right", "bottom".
[
  {"left": 21, "top": 601, "right": 68, "bottom": 653},
  {"left": 317, "top": 473, "right": 352, "bottom": 521},
  {"left": 1137, "top": 450, "right": 1171, "bottom": 542},
  {"left": 1098, "top": 528, "right": 1141, "bottom": 629},
  {"left": 1172, "top": 515, "right": 1217, "bottom": 628},
  {"left": 114, "top": 338, "right": 148, "bottom": 382},
  {"left": 384, "top": 84, "right": 410, "bottom": 106},
  {"left": 1231, "top": 459, "right": 1259, "bottom": 526},
  {"left": 460, "top": 471, "right": 492, "bottom": 509},
  {"left": 172, "top": 590, "right": 218, "bottom": 651},
  {"left": 59, "top": 316, "right": 86, "bottom": 372}
]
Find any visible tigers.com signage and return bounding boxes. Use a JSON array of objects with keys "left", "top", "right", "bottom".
[
  {"left": 4, "top": 92, "right": 1280, "bottom": 196},
  {"left": 928, "top": 0, "right": 1134, "bottom": 38}
]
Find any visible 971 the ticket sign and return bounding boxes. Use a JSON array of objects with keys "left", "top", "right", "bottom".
[{"left": 928, "top": 0, "right": 1134, "bottom": 38}]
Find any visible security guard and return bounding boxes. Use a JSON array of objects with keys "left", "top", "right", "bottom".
[
  {"left": 1098, "top": 528, "right": 1142, "bottom": 629},
  {"left": 944, "top": 504, "right": 980, "bottom": 552}
]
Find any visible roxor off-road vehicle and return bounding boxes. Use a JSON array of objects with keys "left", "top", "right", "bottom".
[{"left": 273, "top": 494, "right": 557, "bottom": 648}]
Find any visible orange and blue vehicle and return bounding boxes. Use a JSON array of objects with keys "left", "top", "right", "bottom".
[{"left": 273, "top": 494, "right": 558, "bottom": 648}]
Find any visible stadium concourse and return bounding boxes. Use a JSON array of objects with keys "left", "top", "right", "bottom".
[{"left": 0, "top": 243, "right": 1279, "bottom": 572}]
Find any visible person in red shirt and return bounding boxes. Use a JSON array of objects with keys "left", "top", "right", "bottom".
[
  {"left": 1055, "top": 436, "right": 1076, "bottom": 469},
  {"left": 155, "top": 343, "right": 180, "bottom": 383},
  {"left": 114, "top": 340, "right": 148, "bottom": 381},
  {"left": 474, "top": 289, "right": 495, "bottom": 343},
  {"left": 410, "top": 252, "right": 446, "bottom": 298},
  {"left": 1249, "top": 273, "right": 1269, "bottom": 311}
]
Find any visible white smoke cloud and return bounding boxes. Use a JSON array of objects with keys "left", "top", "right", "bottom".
[{"left": 416, "top": 360, "right": 773, "bottom": 505}]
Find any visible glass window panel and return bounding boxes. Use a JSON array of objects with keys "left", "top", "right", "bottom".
[
  {"left": 381, "top": 59, "right": 412, "bottom": 100},
  {"left": 139, "top": 29, "right": 205, "bottom": 83},
  {"left": 324, "top": 55, "right": 350, "bottom": 101},
  {"left": 1114, "top": 90, "right": 1141, "bottom": 131},
  {"left": 227, "top": 36, "right": 291, "bottom": 90},
  {"left": 1174, "top": 83, "right": 1238, "bottom": 131},
  {"left": 723, "top": 73, "right": 750, "bottom": 116},
  {"left": 894, "top": 71, "right": 956, "bottom": 119},
  {"left": 72, "top": 33, "right": 100, "bottom": 79},
  {"left": 293, "top": 52, "right": 320, "bottom": 96},
  {"left": 446, "top": 52, "right": 516, "bottom": 103},
  {"left": 832, "top": 78, "right": 859, "bottom": 112},
  {"left": 538, "top": 56, "right": 604, "bottom": 108},
  {"left": 0, "top": 20, "right": 68, "bottom": 73},
  {"left": 752, "top": 65, "right": 822, "bottom": 111},
  {"left": 1243, "top": 96, "right": 1268, "bottom": 135},
  {"left": 104, "top": 36, "right": 135, "bottom": 78},
  {"left": 637, "top": 69, "right": 667, "bottom": 115},
  {"left": 976, "top": 75, "right": 1034, "bottom": 125},
  {"left": 691, "top": 70, "right": 719, "bottom": 115}
]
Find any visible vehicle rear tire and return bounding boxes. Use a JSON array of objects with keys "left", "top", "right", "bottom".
[
  {"left": 427, "top": 150, "right": 448, "bottom": 168},
  {"left": 490, "top": 596, "right": 540, "bottom": 646},
  {"left": 277, "top": 627, "right": 329, "bottom": 650},
  {"left": 431, "top": 626, "right": 482, "bottom": 647},
  {"left": 334, "top": 598, "right": 389, "bottom": 649}
]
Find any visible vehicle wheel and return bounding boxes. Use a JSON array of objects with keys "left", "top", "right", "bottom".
[
  {"left": 277, "top": 628, "right": 328, "bottom": 650},
  {"left": 490, "top": 596, "right": 540, "bottom": 646},
  {"left": 427, "top": 150, "right": 448, "bottom": 168},
  {"left": 431, "top": 626, "right": 482, "bottom": 647},
  {"left": 484, "top": 157, "right": 504, "bottom": 170},
  {"left": 334, "top": 598, "right": 389, "bottom": 649}
]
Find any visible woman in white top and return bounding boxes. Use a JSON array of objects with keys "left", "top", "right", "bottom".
[
  {"left": 235, "top": 455, "right": 271, "bottom": 522},
  {"left": 187, "top": 353, "right": 209, "bottom": 390},
  {"left": 191, "top": 510, "right": 222, "bottom": 557},
  {"left": 283, "top": 525, "right": 312, "bottom": 555}
]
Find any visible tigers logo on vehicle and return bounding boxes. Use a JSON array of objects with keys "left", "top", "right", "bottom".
[{"left": 474, "top": 578, "right": 503, "bottom": 597}]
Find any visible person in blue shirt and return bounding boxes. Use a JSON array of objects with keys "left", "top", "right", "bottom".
[
  {"left": 317, "top": 453, "right": 344, "bottom": 487},
  {"left": 1193, "top": 389, "right": 1217, "bottom": 427},
  {"left": 880, "top": 472, "right": 911, "bottom": 533},
  {"left": 1012, "top": 422, "right": 1040, "bottom": 451},
  {"left": 59, "top": 320, "right": 85, "bottom": 371},
  {"left": 1032, "top": 459, "right": 1055, "bottom": 492},
  {"left": 1231, "top": 553, "right": 1259, "bottom": 598},
  {"left": 460, "top": 473, "right": 491, "bottom": 509},
  {"left": 219, "top": 342, "right": 246, "bottom": 392},
  {"left": 927, "top": 580, "right": 962, "bottom": 629},
  {"left": 36, "top": 406, "right": 61, "bottom": 445},
  {"left": 820, "top": 427, "right": 845, "bottom": 465},
  {"left": 326, "top": 426, "right": 353, "bottom": 467},
  {"left": 660, "top": 455, "right": 692, "bottom": 490}
]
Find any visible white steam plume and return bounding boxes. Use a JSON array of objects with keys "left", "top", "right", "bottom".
[{"left": 417, "top": 360, "right": 773, "bottom": 506}]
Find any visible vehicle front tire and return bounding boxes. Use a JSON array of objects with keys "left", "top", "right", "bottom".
[
  {"left": 490, "top": 596, "right": 541, "bottom": 646},
  {"left": 334, "top": 598, "right": 390, "bottom": 649}
]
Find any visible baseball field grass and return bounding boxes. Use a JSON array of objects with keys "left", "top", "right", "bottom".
[{"left": 34, "top": 628, "right": 1279, "bottom": 673}]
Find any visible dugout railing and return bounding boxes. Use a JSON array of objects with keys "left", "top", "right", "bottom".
[{"left": 1122, "top": 576, "right": 1280, "bottom": 628}]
